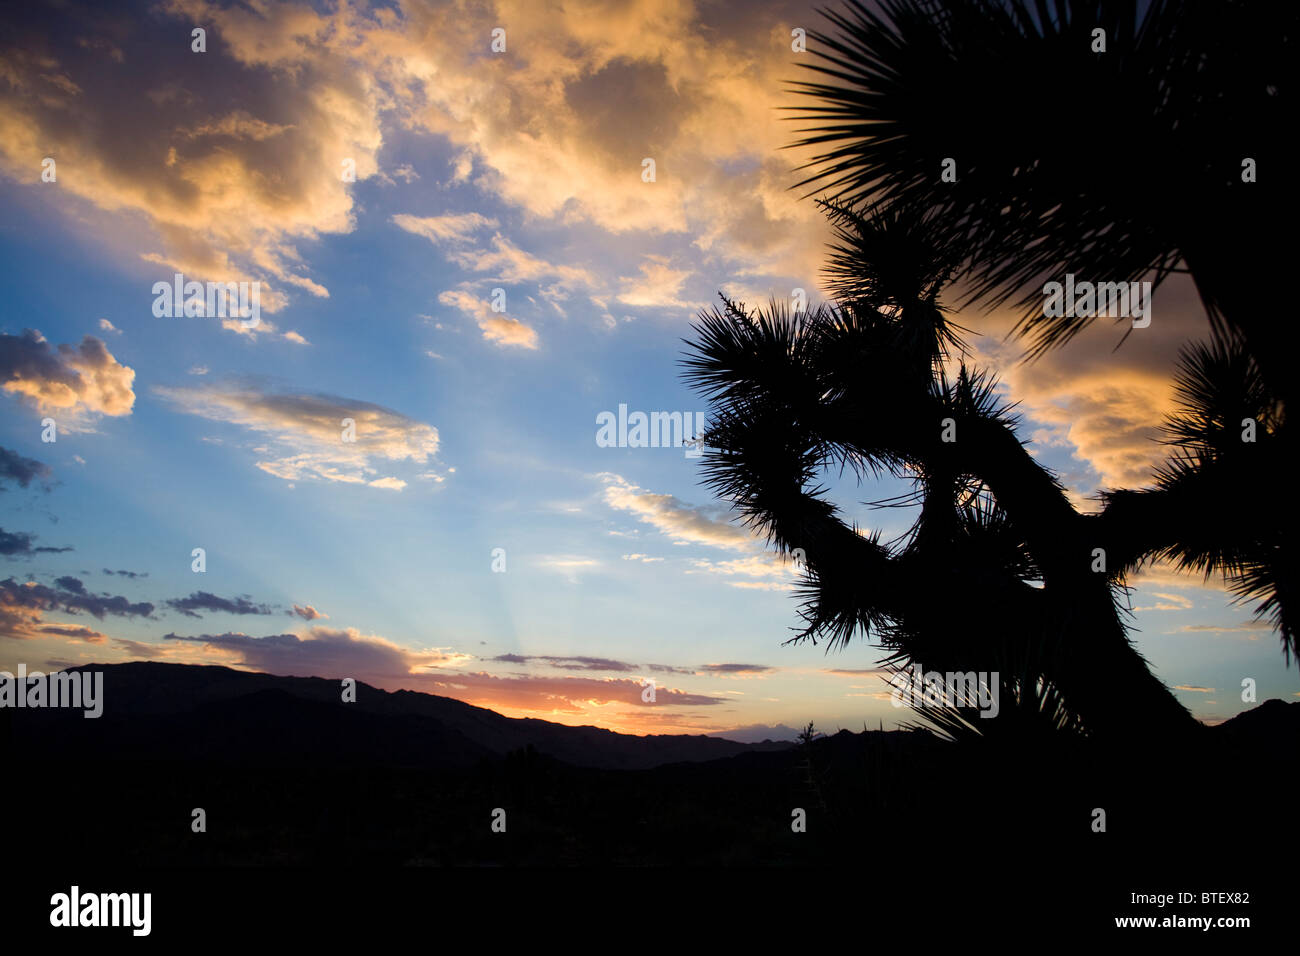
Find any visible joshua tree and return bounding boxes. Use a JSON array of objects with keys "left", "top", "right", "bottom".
[
  {"left": 765, "top": 0, "right": 1294, "bottom": 675},
  {"left": 1095, "top": 337, "right": 1292, "bottom": 661},
  {"left": 685, "top": 198, "right": 1209, "bottom": 741},
  {"left": 785, "top": 0, "right": 1294, "bottom": 390}
]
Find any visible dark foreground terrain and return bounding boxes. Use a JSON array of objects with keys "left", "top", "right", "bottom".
[{"left": 4, "top": 662, "right": 1295, "bottom": 908}]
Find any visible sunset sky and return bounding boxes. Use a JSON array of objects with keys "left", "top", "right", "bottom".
[{"left": 2, "top": 0, "right": 1291, "bottom": 737}]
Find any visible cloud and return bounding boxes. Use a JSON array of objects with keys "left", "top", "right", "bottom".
[
  {"left": 1179, "top": 621, "right": 1274, "bottom": 634},
  {"left": 0, "top": 2, "right": 372, "bottom": 316},
  {"left": 490, "top": 654, "right": 639, "bottom": 672},
  {"left": 1125, "top": 560, "right": 1231, "bottom": 601},
  {"left": 1131, "top": 591, "right": 1196, "bottom": 612},
  {"left": 688, "top": 553, "right": 800, "bottom": 589},
  {"left": 0, "top": 445, "right": 52, "bottom": 491},
  {"left": 599, "top": 473, "right": 805, "bottom": 588},
  {"left": 1128, "top": 560, "right": 1223, "bottom": 591},
  {"left": 379, "top": 1, "right": 832, "bottom": 284},
  {"left": 155, "top": 382, "right": 440, "bottom": 488},
  {"left": 438, "top": 288, "right": 540, "bottom": 349},
  {"left": 537, "top": 556, "right": 599, "bottom": 570},
  {"left": 0, "top": 576, "right": 154, "bottom": 625},
  {"left": 965, "top": 275, "right": 1216, "bottom": 497},
  {"left": 445, "top": 235, "right": 597, "bottom": 293},
  {"left": 0, "top": 330, "right": 135, "bottom": 423},
  {"left": 97, "top": 319, "right": 121, "bottom": 335},
  {"left": 36, "top": 623, "right": 107, "bottom": 643},
  {"left": 0, "top": 601, "right": 44, "bottom": 642},
  {"left": 291, "top": 603, "right": 326, "bottom": 621},
  {"left": 416, "top": 670, "right": 725, "bottom": 714},
  {"left": 113, "top": 638, "right": 164, "bottom": 658},
  {"left": 0, "top": 0, "right": 833, "bottom": 347},
  {"left": 0, "top": 527, "right": 71, "bottom": 557},
  {"left": 616, "top": 255, "right": 696, "bottom": 310},
  {"left": 391, "top": 212, "right": 499, "bottom": 244},
  {"left": 382, "top": 163, "right": 419, "bottom": 185},
  {"left": 698, "top": 663, "right": 774, "bottom": 676},
  {"left": 600, "top": 473, "right": 753, "bottom": 550},
  {"left": 161, "top": 625, "right": 720, "bottom": 714},
  {"left": 536, "top": 555, "right": 600, "bottom": 583},
  {"left": 1174, "top": 685, "right": 1215, "bottom": 693},
  {"left": 165, "top": 591, "right": 274, "bottom": 619},
  {"left": 163, "top": 626, "right": 459, "bottom": 677},
  {"left": 647, "top": 663, "right": 697, "bottom": 675},
  {"left": 103, "top": 568, "right": 147, "bottom": 579}
]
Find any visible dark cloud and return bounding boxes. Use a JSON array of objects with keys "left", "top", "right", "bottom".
[
  {"left": 563, "top": 58, "right": 683, "bottom": 163},
  {"left": 165, "top": 591, "right": 274, "bottom": 618},
  {"left": 0, "top": 528, "right": 73, "bottom": 557},
  {"left": 0, "top": 445, "right": 53, "bottom": 491},
  {"left": 0, "top": 329, "right": 134, "bottom": 417},
  {"left": 698, "top": 663, "right": 774, "bottom": 675},
  {"left": 489, "top": 653, "right": 639, "bottom": 672},
  {"left": 103, "top": 568, "right": 147, "bottom": 579},
  {"left": 37, "top": 623, "right": 108, "bottom": 643},
  {"left": 164, "top": 628, "right": 424, "bottom": 678},
  {"left": 647, "top": 663, "right": 697, "bottom": 675},
  {"left": 0, "top": 576, "right": 154, "bottom": 620}
]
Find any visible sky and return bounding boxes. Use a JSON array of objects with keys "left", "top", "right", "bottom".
[{"left": 1, "top": 0, "right": 1293, "bottom": 738}]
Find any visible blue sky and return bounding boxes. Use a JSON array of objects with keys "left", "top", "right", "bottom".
[{"left": 2, "top": 0, "right": 1292, "bottom": 736}]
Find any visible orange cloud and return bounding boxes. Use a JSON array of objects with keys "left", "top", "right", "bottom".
[
  {"left": 0, "top": 0, "right": 834, "bottom": 334},
  {"left": 0, "top": 330, "right": 135, "bottom": 423},
  {"left": 437, "top": 288, "right": 540, "bottom": 349},
  {"left": 964, "top": 274, "right": 1215, "bottom": 498}
]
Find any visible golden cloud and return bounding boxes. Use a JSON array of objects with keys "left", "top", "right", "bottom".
[
  {"left": 155, "top": 382, "right": 440, "bottom": 488},
  {"left": 0, "top": 0, "right": 833, "bottom": 337},
  {"left": 0, "top": 330, "right": 135, "bottom": 423}
]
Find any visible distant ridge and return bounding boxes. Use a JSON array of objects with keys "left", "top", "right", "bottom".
[
  {"left": 709, "top": 723, "right": 802, "bottom": 744},
  {"left": 9, "top": 661, "right": 793, "bottom": 770}
]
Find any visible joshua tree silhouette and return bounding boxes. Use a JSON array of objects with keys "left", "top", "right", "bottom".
[
  {"left": 679, "top": 0, "right": 1292, "bottom": 738},
  {"left": 683, "top": 198, "right": 1203, "bottom": 741},
  {"left": 785, "top": 0, "right": 1296, "bottom": 411},
  {"left": 783, "top": 1, "right": 1295, "bottom": 657}
]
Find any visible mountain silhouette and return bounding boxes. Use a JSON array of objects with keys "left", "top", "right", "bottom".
[{"left": 8, "top": 662, "right": 792, "bottom": 770}]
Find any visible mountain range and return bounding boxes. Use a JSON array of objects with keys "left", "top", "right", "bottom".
[{"left": 7, "top": 661, "right": 794, "bottom": 770}]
